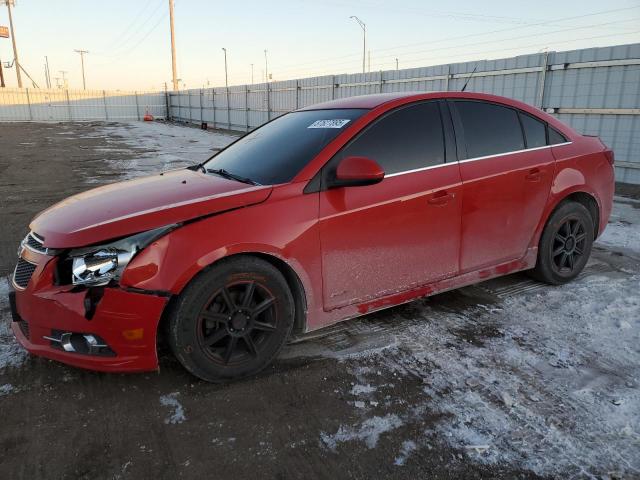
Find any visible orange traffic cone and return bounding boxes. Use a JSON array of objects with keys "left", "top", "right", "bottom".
[{"left": 143, "top": 109, "right": 154, "bottom": 121}]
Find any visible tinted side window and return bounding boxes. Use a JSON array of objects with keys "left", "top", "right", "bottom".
[
  {"left": 548, "top": 126, "right": 568, "bottom": 145},
  {"left": 519, "top": 112, "right": 547, "bottom": 148},
  {"left": 340, "top": 102, "right": 445, "bottom": 174},
  {"left": 454, "top": 101, "right": 524, "bottom": 158}
]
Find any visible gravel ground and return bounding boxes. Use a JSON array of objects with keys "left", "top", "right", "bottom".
[{"left": 0, "top": 122, "right": 638, "bottom": 480}]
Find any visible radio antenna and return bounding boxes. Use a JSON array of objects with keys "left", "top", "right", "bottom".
[{"left": 461, "top": 65, "right": 478, "bottom": 92}]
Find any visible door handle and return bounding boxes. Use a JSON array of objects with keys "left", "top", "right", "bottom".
[
  {"left": 428, "top": 190, "right": 454, "bottom": 206},
  {"left": 525, "top": 168, "right": 542, "bottom": 182}
]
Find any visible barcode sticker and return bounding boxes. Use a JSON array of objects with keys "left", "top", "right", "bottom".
[{"left": 308, "top": 119, "right": 351, "bottom": 129}]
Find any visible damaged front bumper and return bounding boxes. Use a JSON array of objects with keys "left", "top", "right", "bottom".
[{"left": 9, "top": 248, "right": 169, "bottom": 373}]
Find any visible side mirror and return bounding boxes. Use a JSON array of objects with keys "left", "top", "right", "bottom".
[{"left": 330, "top": 156, "right": 385, "bottom": 188}]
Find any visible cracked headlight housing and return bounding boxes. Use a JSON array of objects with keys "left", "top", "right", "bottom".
[{"left": 69, "top": 226, "right": 175, "bottom": 286}]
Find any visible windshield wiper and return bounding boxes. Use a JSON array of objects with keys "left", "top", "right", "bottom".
[{"left": 206, "top": 168, "right": 260, "bottom": 186}]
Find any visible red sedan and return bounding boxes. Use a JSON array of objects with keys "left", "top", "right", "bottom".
[{"left": 9, "top": 92, "right": 614, "bottom": 382}]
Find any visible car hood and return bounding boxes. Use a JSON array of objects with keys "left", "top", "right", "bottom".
[{"left": 31, "top": 169, "right": 272, "bottom": 248}]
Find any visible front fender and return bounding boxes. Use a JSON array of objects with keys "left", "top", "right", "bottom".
[{"left": 119, "top": 182, "right": 322, "bottom": 318}]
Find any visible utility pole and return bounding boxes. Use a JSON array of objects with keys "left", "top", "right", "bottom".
[
  {"left": 349, "top": 16, "right": 366, "bottom": 74},
  {"left": 264, "top": 49, "right": 268, "bottom": 83},
  {"left": 168, "top": 0, "right": 178, "bottom": 90},
  {"left": 3, "top": 0, "right": 22, "bottom": 87},
  {"left": 250, "top": 63, "right": 254, "bottom": 84},
  {"left": 222, "top": 47, "right": 230, "bottom": 128},
  {"left": 44, "top": 56, "right": 51, "bottom": 88},
  {"left": 74, "top": 49, "right": 88, "bottom": 89},
  {"left": 222, "top": 47, "right": 228, "bottom": 89},
  {"left": 395, "top": 58, "right": 398, "bottom": 70},
  {"left": 59, "top": 70, "right": 68, "bottom": 89}
]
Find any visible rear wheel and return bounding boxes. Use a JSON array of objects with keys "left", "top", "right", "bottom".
[
  {"left": 530, "top": 201, "right": 594, "bottom": 285},
  {"left": 168, "top": 256, "right": 294, "bottom": 382}
]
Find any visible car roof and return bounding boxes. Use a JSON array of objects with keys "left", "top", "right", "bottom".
[{"left": 297, "top": 91, "right": 531, "bottom": 111}]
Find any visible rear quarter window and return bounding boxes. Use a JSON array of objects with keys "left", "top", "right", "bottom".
[{"left": 548, "top": 126, "right": 568, "bottom": 145}]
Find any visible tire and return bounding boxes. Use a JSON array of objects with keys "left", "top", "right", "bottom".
[
  {"left": 530, "top": 201, "right": 594, "bottom": 285},
  {"left": 168, "top": 256, "right": 294, "bottom": 382}
]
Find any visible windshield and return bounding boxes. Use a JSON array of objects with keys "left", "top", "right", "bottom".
[{"left": 203, "top": 108, "right": 368, "bottom": 185}]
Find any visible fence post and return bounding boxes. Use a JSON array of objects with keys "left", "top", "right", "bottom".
[
  {"left": 188, "top": 90, "right": 193, "bottom": 124},
  {"left": 295, "top": 79, "right": 300, "bottom": 109},
  {"left": 65, "top": 89, "right": 72, "bottom": 121},
  {"left": 212, "top": 89, "right": 216, "bottom": 129},
  {"left": 102, "top": 90, "right": 109, "bottom": 121},
  {"left": 266, "top": 82, "right": 271, "bottom": 122},
  {"left": 164, "top": 84, "right": 170, "bottom": 120},
  {"left": 536, "top": 51, "right": 550, "bottom": 109},
  {"left": 25, "top": 88, "right": 33, "bottom": 121},
  {"left": 134, "top": 91, "right": 141, "bottom": 121},
  {"left": 445, "top": 65, "right": 451, "bottom": 91},
  {"left": 379, "top": 71, "right": 384, "bottom": 93},
  {"left": 331, "top": 76, "right": 336, "bottom": 99},
  {"left": 226, "top": 86, "right": 231, "bottom": 130},
  {"left": 199, "top": 89, "right": 204, "bottom": 124},
  {"left": 245, "top": 85, "right": 249, "bottom": 132}
]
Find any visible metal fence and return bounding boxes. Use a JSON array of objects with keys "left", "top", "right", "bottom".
[
  {"left": 0, "top": 88, "right": 168, "bottom": 122},
  {"left": 169, "top": 43, "right": 640, "bottom": 185}
]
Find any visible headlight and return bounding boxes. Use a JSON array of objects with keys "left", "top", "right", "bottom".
[{"left": 69, "top": 225, "right": 175, "bottom": 286}]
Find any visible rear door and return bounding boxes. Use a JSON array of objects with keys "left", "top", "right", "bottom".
[
  {"left": 450, "top": 100, "right": 554, "bottom": 272},
  {"left": 318, "top": 101, "right": 462, "bottom": 310}
]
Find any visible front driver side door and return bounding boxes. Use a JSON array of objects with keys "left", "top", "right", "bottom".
[{"left": 318, "top": 101, "right": 462, "bottom": 311}]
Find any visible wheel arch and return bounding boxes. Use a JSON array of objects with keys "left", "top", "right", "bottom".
[
  {"left": 158, "top": 251, "right": 309, "bottom": 345},
  {"left": 535, "top": 188, "right": 601, "bottom": 248}
]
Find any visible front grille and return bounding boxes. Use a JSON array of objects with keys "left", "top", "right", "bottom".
[
  {"left": 13, "top": 258, "right": 37, "bottom": 289},
  {"left": 24, "top": 232, "right": 47, "bottom": 254}
]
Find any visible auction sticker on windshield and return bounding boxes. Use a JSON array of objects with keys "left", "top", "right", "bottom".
[{"left": 307, "top": 119, "right": 351, "bottom": 129}]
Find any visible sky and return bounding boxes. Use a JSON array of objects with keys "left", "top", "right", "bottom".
[{"left": 0, "top": 0, "right": 639, "bottom": 91}]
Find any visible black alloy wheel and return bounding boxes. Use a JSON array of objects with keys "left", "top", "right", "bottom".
[
  {"left": 168, "top": 256, "right": 294, "bottom": 382},
  {"left": 197, "top": 280, "right": 278, "bottom": 366},
  {"left": 550, "top": 217, "right": 587, "bottom": 275},
  {"left": 530, "top": 201, "right": 594, "bottom": 285}
]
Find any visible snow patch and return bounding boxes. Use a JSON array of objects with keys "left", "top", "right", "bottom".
[
  {"left": 159, "top": 392, "right": 187, "bottom": 424},
  {"left": 394, "top": 440, "right": 417, "bottom": 466},
  {"left": 88, "top": 122, "right": 237, "bottom": 181},
  {"left": 322, "top": 200, "right": 640, "bottom": 477},
  {"left": 350, "top": 384, "right": 377, "bottom": 396},
  {"left": 597, "top": 199, "right": 640, "bottom": 253},
  {"left": 0, "top": 383, "right": 15, "bottom": 396},
  {"left": 0, "top": 277, "right": 28, "bottom": 371},
  {"left": 320, "top": 414, "right": 403, "bottom": 450}
]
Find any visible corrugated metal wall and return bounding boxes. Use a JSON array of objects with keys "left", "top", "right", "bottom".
[
  {"left": 169, "top": 43, "right": 640, "bottom": 184},
  {"left": 0, "top": 89, "right": 167, "bottom": 122}
]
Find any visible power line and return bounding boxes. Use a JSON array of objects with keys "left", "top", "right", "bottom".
[
  {"left": 107, "top": 0, "right": 157, "bottom": 51},
  {"left": 92, "top": 0, "right": 166, "bottom": 58},
  {"left": 271, "top": 5, "right": 640, "bottom": 74},
  {"left": 92, "top": 11, "right": 169, "bottom": 67},
  {"left": 274, "top": 15, "right": 640, "bottom": 77}
]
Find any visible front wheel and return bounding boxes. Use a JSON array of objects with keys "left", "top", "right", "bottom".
[
  {"left": 530, "top": 201, "right": 594, "bottom": 285},
  {"left": 168, "top": 256, "right": 294, "bottom": 382}
]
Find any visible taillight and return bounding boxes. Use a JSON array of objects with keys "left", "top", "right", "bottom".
[{"left": 604, "top": 150, "right": 615, "bottom": 166}]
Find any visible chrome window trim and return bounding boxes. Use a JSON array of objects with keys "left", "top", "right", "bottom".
[
  {"left": 385, "top": 162, "right": 455, "bottom": 178},
  {"left": 383, "top": 142, "right": 572, "bottom": 178}
]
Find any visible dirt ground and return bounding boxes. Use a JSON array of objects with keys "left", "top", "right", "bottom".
[{"left": 0, "top": 122, "right": 638, "bottom": 480}]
